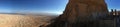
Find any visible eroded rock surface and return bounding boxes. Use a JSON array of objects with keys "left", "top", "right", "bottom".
[
  {"left": 60, "top": 0, "right": 108, "bottom": 23},
  {"left": 48, "top": 0, "right": 109, "bottom": 27}
]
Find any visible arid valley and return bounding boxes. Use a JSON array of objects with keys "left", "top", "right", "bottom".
[{"left": 0, "top": 14, "right": 56, "bottom": 27}]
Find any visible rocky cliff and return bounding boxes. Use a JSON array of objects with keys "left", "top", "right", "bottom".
[
  {"left": 47, "top": 0, "right": 109, "bottom": 27},
  {"left": 59, "top": 0, "right": 108, "bottom": 23}
]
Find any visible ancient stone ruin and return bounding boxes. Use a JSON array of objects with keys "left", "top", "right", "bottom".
[{"left": 46, "top": 0, "right": 116, "bottom": 27}]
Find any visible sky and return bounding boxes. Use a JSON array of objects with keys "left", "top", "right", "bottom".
[
  {"left": 0, "top": 0, "right": 119, "bottom": 15},
  {"left": 105, "top": 0, "right": 120, "bottom": 11}
]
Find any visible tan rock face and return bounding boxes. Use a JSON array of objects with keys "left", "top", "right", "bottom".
[
  {"left": 47, "top": 0, "right": 109, "bottom": 27},
  {"left": 59, "top": 0, "right": 108, "bottom": 23}
]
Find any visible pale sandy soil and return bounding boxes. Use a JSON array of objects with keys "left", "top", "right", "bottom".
[{"left": 0, "top": 14, "right": 53, "bottom": 27}]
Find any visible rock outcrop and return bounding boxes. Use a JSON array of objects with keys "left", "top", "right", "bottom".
[
  {"left": 60, "top": 0, "right": 108, "bottom": 23},
  {"left": 47, "top": 0, "right": 109, "bottom": 27}
]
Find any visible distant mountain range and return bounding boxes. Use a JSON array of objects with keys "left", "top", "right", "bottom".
[{"left": 0, "top": 12, "right": 60, "bottom": 17}]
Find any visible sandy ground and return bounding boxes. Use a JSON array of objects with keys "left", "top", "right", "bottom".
[{"left": 0, "top": 14, "right": 53, "bottom": 27}]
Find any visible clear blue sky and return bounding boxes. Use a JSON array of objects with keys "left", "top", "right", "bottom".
[{"left": 0, "top": 0, "right": 119, "bottom": 14}]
